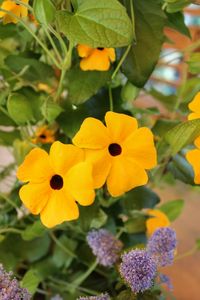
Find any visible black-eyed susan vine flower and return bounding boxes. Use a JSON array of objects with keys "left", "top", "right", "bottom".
[
  {"left": 32, "top": 125, "right": 56, "bottom": 144},
  {"left": 146, "top": 209, "right": 170, "bottom": 236},
  {"left": 77, "top": 45, "right": 116, "bottom": 71},
  {"left": 73, "top": 111, "right": 157, "bottom": 197},
  {"left": 17, "top": 141, "right": 95, "bottom": 228},
  {"left": 0, "top": 0, "right": 28, "bottom": 24},
  {"left": 188, "top": 91, "right": 200, "bottom": 148}
]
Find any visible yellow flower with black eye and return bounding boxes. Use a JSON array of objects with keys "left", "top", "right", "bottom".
[
  {"left": 32, "top": 125, "right": 56, "bottom": 144},
  {"left": 77, "top": 44, "right": 116, "bottom": 71},
  {"left": 0, "top": 0, "right": 28, "bottom": 24},
  {"left": 186, "top": 144, "right": 200, "bottom": 184},
  {"left": 188, "top": 91, "right": 200, "bottom": 148},
  {"left": 146, "top": 209, "right": 170, "bottom": 236},
  {"left": 73, "top": 111, "right": 157, "bottom": 197},
  {"left": 17, "top": 141, "right": 95, "bottom": 228}
]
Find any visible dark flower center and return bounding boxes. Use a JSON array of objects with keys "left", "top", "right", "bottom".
[
  {"left": 39, "top": 134, "right": 46, "bottom": 139},
  {"left": 50, "top": 174, "right": 63, "bottom": 190},
  {"left": 97, "top": 47, "right": 104, "bottom": 51},
  {"left": 108, "top": 143, "right": 122, "bottom": 156}
]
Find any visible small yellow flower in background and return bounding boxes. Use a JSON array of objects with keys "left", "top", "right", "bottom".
[
  {"left": 188, "top": 91, "right": 200, "bottom": 148},
  {"left": 186, "top": 145, "right": 200, "bottom": 184},
  {"left": 77, "top": 44, "right": 116, "bottom": 71},
  {"left": 0, "top": 0, "right": 28, "bottom": 24},
  {"left": 32, "top": 125, "right": 56, "bottom": 144},
  {"left": 73, "top": 111, "right": 157, "bottom": 197},
  {"left": 37, "top": 83, "right": 54, "bottom": 94},
  {"left": 146, "top": 209, "right": 170, "bottom": 236},
  {"left": 17, "top": 141, "right": 95, "bottom": 228}
]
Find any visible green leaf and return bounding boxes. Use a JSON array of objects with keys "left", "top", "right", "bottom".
[
  {"left": 52, "top": 235, "right": 77, "bottom": 268},
  {"left": 13, "top": 139, "right": 34, "bottom": 165},
  {"left": 122, "top": 186, "right": 160, "bottom": 212},
  {"left": 41, "top": 99, "right": 64, "bottom": 123},
  {"left": 187, "top": 53, "right": 200, "bottom": 75},
  {"left": 7, "top": 93, "right": 34, "bottom": 124},
  {"left": 124, "top": 211, "right": 146, "bottom": 234},
  {"left": 167, "top": 154, "right": 194, "bottom": 184},
  {"left": 0, "top": 110, "right": 16, "bottom": 126},
  {"left": 5, "top": 53, "right": 54, "bottom": 83},
  {"left": 164, "top": 0, "right": 191, "bottom": 13},
  {"left": 33, "top": 0, "right": 56, "bottom": 24},
  {"left": 66, "top": 68, "right": 111, "bottom": 105},
  {"left": 159, "top": 199, "right": 184, "bottom": 221},
  {"left": 90, "top": 209, "right": 108, "bottom": 229},
  {"left": 122, "top": 0, "right": 166, "bottom": 87},
  {"left": 166, "top": 11, "right": 190, "bottom": 37},
  {"left": 121, "top": 81, "right": 139, "bottom": 102},
  {"left": 57, "top": 0, "right": 133, "bottom": 48},
  {"left": 149, "top": 88, "right": 177, "bottom": 111},
  {"left": 21, "top": 220, "right": 46, "bottom": 241},
  {"left": 0, "top": 129, "right": 20, "bottom": 146},
  {"left": 165, "top": 119, "right": 200, "bottom": 155},
  {"left": 153, "top": 119, "right": 180, "bottom": 137},
  {"left": 21, "top": 269, "right": 41, "bottom": 294}
]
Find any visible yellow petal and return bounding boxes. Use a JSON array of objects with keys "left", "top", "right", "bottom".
[
  {"left": 20, "top": 0, "right": 28, "bottom": 17},
  {"left": 188, "top": 92, "right": 200, "bottom": 113},
  {"left": 146, "top": 209, "right": 170, "bottom": 236},
  {"left": 77, "top": 44, "right": 93, "bottom": 57},
  {"left": 194, "top": 136, "right": 200, "bottom": 149},
  {"left": 85, "top": 148, "right": 111, "bottom": 188},
  {"left": 107, "top": 156, "right": 148, "bottom": 197},
  {"left": 19, "top": 181, "right": 50, "bottom": 214},
  {"left": 73, "top": 117, "right": 110, "bottom": 149},
  {"left": 122, "top": 127, "right": 157, "bottom": 169},
  {"left": 66, "top": 162, "right": 95, "bottom": 206},
  {"left": 80, "top": 50, "right": 111, "bottom": 71},
  {"left": 49, "top": 141, "right": 84, "bottom": 176},
  {"left": 17, "top": 148, "right": 53, "bottom": 183},
  {"left": 0, "top": 1, "right": 16, "bottom": 17},
  {"left": 40, "top": 190, "right": 79, "bottom": 228},
  {"left": 106, "top": 48, "right": 116, "bottom": 62},
  {"left": 186, "top": 149, "right": 200, "bottom": 184},
  {"left": 105, "top": 111, "right": 138, "bottom": 143},
  {"left": 188, "top": 112, "right": 200, "bottom": 120}
]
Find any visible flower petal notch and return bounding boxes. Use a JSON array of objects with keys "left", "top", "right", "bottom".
[
  {"left": 0, "top": 0, "right": 29, "bottom": 24},
  {"left": 77, "top": 45, "right": 115, "bottom": 71},
  {"left": 73, "top": 111, "right": 157, "bottom": 197},
  {"left": 17, "top": 141, "right": 95, "bottom": 228}
]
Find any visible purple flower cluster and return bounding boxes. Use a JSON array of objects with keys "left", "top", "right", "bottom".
[
  {"left": 87, "top": 229, "right": 123, "bottom": 267},
  {"left": 147, "top": 227, "right": 177, "bottom": 267},
  {"left": 119, "top": 249, "right": 157, "bottom": 293},
  {"left": 0, "top": 264, "right": 31, "bottom": 300},
  {"left": 78, "top": 293, "right": 110, "bottom": 300}
]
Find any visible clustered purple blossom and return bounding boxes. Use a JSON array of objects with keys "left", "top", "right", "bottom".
[
  {"left": 87, "top": 229, "right": 123, "bottom": 267},
  {"left": 78, "top": 293, "right": 110, "bottom": 300},
  {"left": 0, "top": 264, "right": 31, "bottom": 300},
  {"left": 119, "top": 249, "right": 157, "bottom": 294},
  {"left": 159, "top": 274, "right": 173, "bottom": 290},
  {"left": 147, "top": 227, "right": 177, "bottom": 267}
]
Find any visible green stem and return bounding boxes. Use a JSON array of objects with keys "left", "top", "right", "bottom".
[
  {"left": 0, "top": 228, "right": 22, "bottom": 234},
  {"left": 44, "top": 27, "right": 62, "bottom": 63},
  {"left": 48, "top": 25, "right": 68, "bottom": 57},
  {"left": 111, "top": 44, "right": 131, "bottom": 80},
  {"left": 73, "top": 260, "right": 98, "bottom": 287},
  {"left": 49, "top": 231, "right": 77, "bottom": 258},
  {"left": 0, "top": 193, "right": 18, "bottom": 209},
  {"left": 0, "top": 8, "right": 61, "bottom": 69},
  {"left": 108, "top": 85, "right": 114, "bottom": 111},
  {"left": 130, "top": 0, "right": 136, "bottom": 38},
  {"left": 175, "top": 246, "right": 197, "bottom": 261},
  {"left": 55, "top": 42, "right": 74, "bottom": 101}
]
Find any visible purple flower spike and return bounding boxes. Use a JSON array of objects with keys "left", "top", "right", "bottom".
[
  {"left": 87, "top": 229, "right": 123, "bottom": 267},
  {"left": 120, "top": 249, "right": 157, "bottom": 293},
  {"left": 0, "top": 264, "right": 31, "bottom": 300},
  {"left": 78, "top": 293, "right": 110, "bottom": 300},
  {"left": 147, "top": 227, "right": 177, "bottom": 267}
]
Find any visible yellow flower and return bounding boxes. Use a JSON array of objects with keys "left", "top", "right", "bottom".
[
  {"left": 146, "top": 209, "right": 170, "bottom": 236},
  {"left": 0, "top": 0, "right": 28, "bottom": 24},
  {"left": 73, "top": 111, "right": 157, "bottom": 197},
  {"left": 17, "top": 141, "right": 95, "bottom": 228},
  {"left": 188, "top": 92, "right": 200, "bottom": 148},
  {"left": 32, "top": 125, "right": 56, "bottom": 144},
  {"left": 37, "top": 83, "right": 54, "bottom": 94},
  {"left": 186, "top": 144, "right": 200, "bottom": 184},
  {"left": 77, "top": 44, "right": 116, "bottom": 71}
]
